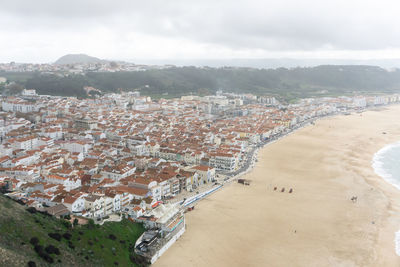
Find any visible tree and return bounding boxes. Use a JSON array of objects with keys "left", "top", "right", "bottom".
[
  {"left": 62, "top": 220, "right": 72, "bottom": 229},
  {"left": 88, "top": 219, "right": 95, "bottom": 229},
  {"left": 29, "top": 237, "right": 39, "bottom": 246},
  {"left": 7, "top": 82, "right": 24, "bottom": 95},
  {"left": 73, "top": 218, "right": 79, "bottom": 227}
]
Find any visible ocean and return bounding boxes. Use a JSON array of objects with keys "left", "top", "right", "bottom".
[{"left": 372, "top": 141, "right": 400, "bottom": 256}]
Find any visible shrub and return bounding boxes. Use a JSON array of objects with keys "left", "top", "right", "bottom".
[
  {"left": 34, "top": 245, "right": 44, "bottom": 254},
  {"left": 15, "top": 199, "right": 25, "bottom": 205},
  {"left": 26, "top": 207, "right": 37, "bottom": 214},
  {"left": 45, "top": 245, "right": 60, "bottom": 255},
  {"left": 88, "top": 219, "right": 95, "bottom": 229},
  {"left": 29, "top": 237, "right": 39, "bottom": 246},
  {"left": 68, "top": 241, "right": 75, "bottom": 249},
  {"left": 62, "top": 220, "right": 72, "bottom": 229},
  {"left": 48, "top": 232, "right": 62, "bottom": 241},
  {"left": 37, "top": 210, "right": 51, "bottom": 217},
  {"left": 108, "top": 234, "right": 117, "bottom": 240},
  {"left": 33, "top": 244, "right": 53, "bottom": 263},
  {"left": 42, "top": 254, "right": 54, "bottom": 264},
  {"left": 64, "top": 214, "right": 71, "bottom": 220},
  {"left": 27, "top": 261, "right": 36, "bottom": 267},
  {"left": 73, "top": 218, "right": 79, "bottom": 226},
  {"left": 62, "top": 232, "right": 72, "bottom": 240}
]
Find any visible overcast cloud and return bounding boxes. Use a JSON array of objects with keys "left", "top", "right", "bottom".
[{"left": 1, "top": 0, "right": 400, "bottom": 63}]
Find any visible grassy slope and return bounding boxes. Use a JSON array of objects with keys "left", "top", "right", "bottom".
[
  {"left": 0, "top": 194, "right": 145, "bottom": 266},
  {"left": 3, "top": 65, "right": 400, "bottom": 102}
]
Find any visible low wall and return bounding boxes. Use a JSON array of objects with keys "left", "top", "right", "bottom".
[{"left": 182, "top": 185, "right": 223, "bottom": 207}]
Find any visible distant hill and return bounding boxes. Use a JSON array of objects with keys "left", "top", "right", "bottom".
[
  {"left": 3, "top": 65, "right": 400, "bottom": 100},
  {"left": 54, "top": 54, "right": 105, "bottom": 65},
  {"left": 136, "top": 58, "right": 400, "bottom": 69}
]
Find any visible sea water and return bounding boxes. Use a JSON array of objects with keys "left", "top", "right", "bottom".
[{"left": 372, "top": 141, "right": 400, "bottom": 256}]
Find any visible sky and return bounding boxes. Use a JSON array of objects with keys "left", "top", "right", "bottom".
[{"left": 1, "top": 0, "right": 400, "bottom": 63}]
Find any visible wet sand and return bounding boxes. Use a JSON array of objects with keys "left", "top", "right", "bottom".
[{"left": 155, "top": 106, "right": 400, "bottom": 267}]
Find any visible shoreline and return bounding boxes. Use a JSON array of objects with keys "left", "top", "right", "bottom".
[
  {"left": 156, "top": 105, "right": 400, "bottom": 267},
  {"left": 371, "top": 140, "right": 400, "bottom": 256},
  {"left": 372, "top": 141, "right": 400, "bottom": 191}
]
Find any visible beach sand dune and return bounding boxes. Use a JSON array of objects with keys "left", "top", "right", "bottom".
[{"left": 155, "top": 106, "right": 400, "bottom": 267}]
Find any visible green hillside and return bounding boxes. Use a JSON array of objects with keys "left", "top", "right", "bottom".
[
  {"left": 2, "top": 65, "right": 400, "bottom": 100},
  {"left": 0, "top": 194, "right": 145, "bottom": 266}
]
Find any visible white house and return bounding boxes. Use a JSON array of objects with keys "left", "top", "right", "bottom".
[
  {"left": 2, "top": 99, "right": 39, "bottom": 113},
  {"left": 60, "top": 140, "right": 92, "bottom": 154},
  {"left": 209, "top": 152, "right": 238, "bottom": 171},
  {"left": 22, "top": 89, "right": 38, "bottom": 96},
  {"left": 101, "top": 164, "right": 136, "bottom": 181},
  {"left": 9, "top": 135, "right": 39, "bottom": 151},
  {"left": 190, "top": 165, "right": 216, "bottom": 185},
  {"left": 105, "top": 191, "right": 121, "bottom": 212},
  {"left": 83, "top": 195, "right": 105, "bottom": 218},
  {"left": 45, "top": 175, "right": 81, "bottom": 191},
  {"left": 63, "top": 196, "right": 85, "bottom": 213}
]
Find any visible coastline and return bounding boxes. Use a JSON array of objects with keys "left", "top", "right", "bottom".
[
  {"left": 155, "top": 105, "right": 400, "bottom": 267},
  {"left": 372, "top": 141, "right": 400, "bottom": 191},
  {"left": 372, "top": 141, "right": 400, "bottom": 256}
]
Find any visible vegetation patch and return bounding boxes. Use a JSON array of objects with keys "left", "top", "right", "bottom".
[
  {"left": 62, "top": 232, "right": 72, "bottom": 240},
  {"left": 45, "top": 244, "right": 60, "bottom": 255},
  {"left": 0, "top": 194, "right": 145, "bottom": 266},
  {"left": 48, "top": 232, "right": 62, "bottom": 242},
  {"left": 3, "top": 65, "right": 400, "bottom": 101}
]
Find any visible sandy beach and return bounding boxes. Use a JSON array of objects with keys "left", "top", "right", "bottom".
[{"left": 155, "top": 105, "right": 400, "bottom": 267}]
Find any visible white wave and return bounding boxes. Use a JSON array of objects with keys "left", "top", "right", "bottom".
[
  {"left": 372, "top": 141, "right": 400, "bottom": 257},
  {"left": 372, "top": 141, "right": 400, "bottom": 191},
  {"left": 396, "top": 230, "right": 400, "bottom": 256}
]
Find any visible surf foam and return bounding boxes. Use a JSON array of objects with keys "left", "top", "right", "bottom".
[
  {"left": 372, "top": 141, "right": 400, "bottom": 256},
  {"left": 372, "top": 141, "right": 400, "bottom": 190}
]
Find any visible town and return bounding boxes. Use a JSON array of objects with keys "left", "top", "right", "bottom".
[
  {"left": 0, "top": 61, "right": 172, "bottom": 75},
  {"left": 0, "top": 89, "right": 399, "bottom": 263}
]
